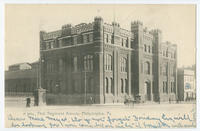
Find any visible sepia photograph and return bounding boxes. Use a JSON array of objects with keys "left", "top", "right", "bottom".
[{"left": 3, "top": 3, "right": 197, "bottom": 129}]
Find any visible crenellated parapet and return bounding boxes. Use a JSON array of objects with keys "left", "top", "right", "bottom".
[
  {"left": 131, "top": 20, "right": 143, "bottom": 26},
  {"left": 42, "top": 30, "right": 62, "bottom": 40},
  {"left": 71, "top": 23, "right": 94, "bottom": 34},
  {"left": 103, "top": 22, "right": 131, "bottom": 38},
  {"left": 150, "top": 29, "right": 162, "bottom": 35},
  {"left": 42, "top": 22, "right": 94, "bottom": 41}
]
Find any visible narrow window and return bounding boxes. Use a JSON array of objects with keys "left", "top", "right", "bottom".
[
  {"left": 105, "top": 77, "right": 109, "bottom": 93},
  {"left": 121, "top": 79, "right": 124, "bottom": 93}
]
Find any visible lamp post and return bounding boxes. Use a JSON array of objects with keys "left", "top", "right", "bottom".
[
  {"left": 35, "top": 57, "right": 46, "bottom": 106},
  {"left": 37, "top": 58, "right": 42, "bottom": 89}
]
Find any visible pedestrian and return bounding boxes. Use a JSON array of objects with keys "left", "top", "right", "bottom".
[
  {"left": 158, "top": 96, "right": 160, "bottom": 104},
  {"left": 90, "top": 96, "right": 93, "bottom": 104},
  {"left": 26, "top": 97, "right": 31, "bottom": 107}
]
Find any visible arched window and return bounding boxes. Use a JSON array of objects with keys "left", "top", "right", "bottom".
[
  {"left": 144, "top": 61, "right": 150, "bottom": 74},
  {"left": 121, "top": 79, "right": 124, "bottom": 93},
  {"left": 105, "top": 77, "right": 109, "bottom": 93}
]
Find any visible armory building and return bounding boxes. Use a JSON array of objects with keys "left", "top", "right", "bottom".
[{"left": 39, "top": 17, "right": 177, "bottom": 104}]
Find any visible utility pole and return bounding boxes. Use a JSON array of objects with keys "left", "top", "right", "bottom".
[{"left": 84, "top": 71, "right": 87, "bottom": 104}]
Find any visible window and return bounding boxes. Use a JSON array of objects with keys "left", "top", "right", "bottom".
[
  {"left": 121, "top": 38, "right": 124, "bottom": 46},
  {"left": 111, "top": 78, "right": 114, "bottom": 94},
  {"left": 148, "top": 45, "right": 151, "bottom": 53},
  {"left": 125, "top": 79, "right": 128, "bottom": 94},
  {"left": 144, "top": 61, "right": 150, "bottom": 74},
  {"left": 73, "top": 56, "right": 78, "bottom": 72},
  {"left": 173, "top": 82, "right": 176, "bottom": 93},
  {"left": 84, "top": 55, "right": 93, "bottom": 71},
  {"left": 84, "top": 34, "right": 90, "bottom": 43},
  {"left": 105, "top": 77, "right": 109, "bottom": 93},
  {"left": 87, "top": 34, "right": 90, "bottom": 42},
  {"left": 163, "top": 50, "right": 165, "bottom": 56},
  {"left": 47, "top": 61, "right": 56, "bottom": 73},
  {"left": 63, "top": 38, "right": 71, "bottom": 46},
  {"left": 126, "top": 38, "right": 129, "bottom": 47},
  {"left": 54, "top": 40, "right": 58, "bottom": 48},
  {"left": 59, "top": 58, "right": 63, "bottom": 72},
  {"left": 171, "top": 82, "right": 173, "bottom": 93},
  {"left": 163, "top": 82, "right": 166, "bottom": 93},
  {"left": 170, "top": 66, "right": 174, "bottom": 76},
  {"left": 105, "top": 54, "right": 113, "bottom": 71},
  {"left": 163, "top": 81, "right": 168, "bottom": 93},
  {"left": 50, "top": 41, "right": 54, "bottom": 49},
  {"left": 111, "top": 35, "right": 114, "bottom": 44},
  {"left": 144, "top": 44, "right": 147, "bottom": 52},
  {"left": 106, "top": 34, "right": 109, "bottom": 43},
  {"left": 46, "top": 42, "right": 50, "bottom": 49},
  {"left": 120, "top": 57, "right": 127, "bottom": 72},
  {"left": 73, "top": 36, "right": 77, "bottom": 45},
  {"left": 58, "top": 40, "right": 62, "bottom": 47},
  {"left": 89, "top": 34, "right": 93, "bottom": 42},
  {"left": 166, "top": 49, "right": 168, "bottom": 57},
  {"left": 121, "top": 79, "right": 124, "bottom": 93},
  {"left": 77, "top": 35, "right": 83, "bottom": 44},
  {"left": 162, "top": 64, "right": 168, "bottom": 76}
]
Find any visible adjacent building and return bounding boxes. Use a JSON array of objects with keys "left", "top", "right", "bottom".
[
  {"left": 177, "top": 68, "right": 196, "bottom": 101},
  {"left": 5, "top": 62, "right": 38, "bottom": 96},
  {"left": 39, "top": 17, "right": 178, "bottom": 104}
]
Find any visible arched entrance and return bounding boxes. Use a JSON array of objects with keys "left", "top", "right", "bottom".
[{"left": 144, "top": 81, "right": 151, "bottom": 101}]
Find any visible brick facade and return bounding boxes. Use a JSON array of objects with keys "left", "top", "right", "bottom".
[{"left": 40, "top": 17, "right": 178, "bottom": 104}]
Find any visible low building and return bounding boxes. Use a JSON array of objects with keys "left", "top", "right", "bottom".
[
  {"left": 8, "top": 62, "right": 32, "bottom": 71},
  {"left": 177, "top": 68, "right": 196, "bottom": 101},
  {"left": 5, "top": 62, "right": 38, "bottom": 106}
]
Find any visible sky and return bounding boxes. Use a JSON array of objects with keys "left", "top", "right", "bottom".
[{"left": 5, "top": 4, "right": 196, "bottom": 70}]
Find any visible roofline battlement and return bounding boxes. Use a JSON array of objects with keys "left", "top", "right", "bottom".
[{"left": 131, "top": 20, "right": 143, "bottom": 26}]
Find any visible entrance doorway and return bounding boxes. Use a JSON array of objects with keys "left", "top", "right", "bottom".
[{"left": 144, "top": 81, "right": 151, "bottom": 101}]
